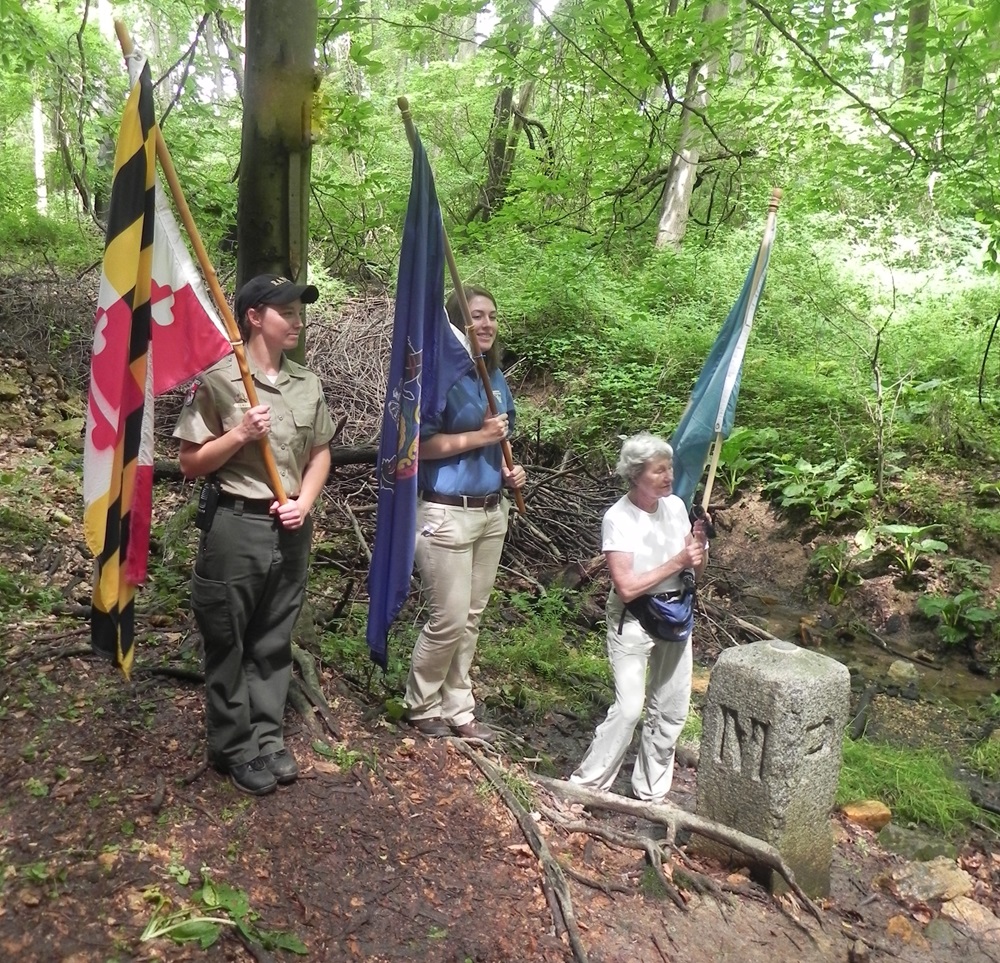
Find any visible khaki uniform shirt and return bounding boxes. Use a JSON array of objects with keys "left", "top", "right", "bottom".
[{"left": 173, "top": 353, "right": 335, "bottom": 500}]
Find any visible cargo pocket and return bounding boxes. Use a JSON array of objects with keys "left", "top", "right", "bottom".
[{"left": 191, "top": 569, "right": 237, "bottom": 651}]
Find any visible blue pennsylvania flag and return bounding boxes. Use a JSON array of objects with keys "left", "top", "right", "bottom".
[
  {"left": 366, "top": 134, "right": 474, "bottom": 668},
  {"left": 670, "top": 192, "right": 780, "bottom": 508}
]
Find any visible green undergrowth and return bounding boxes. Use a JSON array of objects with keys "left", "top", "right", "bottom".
[
  {"left": 144, "top": 491, "right": 199, "bottom": 624},
  {"left": 964, "top": 737, "right": 1000, "bottom": 781},
  {"left": 837, "top": 736, "right": 996, "bottom": 836},
  {"left": 489, "top": 213, "right": 1000, "bottom": 470},
  {"left": 316, "top": 587, "right": 614, "bottom": 719},
  {"left": 0, "top": 565, "right": 61, "bottom": 619},
  {"left": 0, "top": 471, "right": 64, "bottom": 617},
  {"left": 474, "top": 589, "right": 612, "bottom": 716}
]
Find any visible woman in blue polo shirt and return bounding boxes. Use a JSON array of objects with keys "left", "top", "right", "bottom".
[{"left": 405, "top": 285, "right": 526, "bottom": 742}]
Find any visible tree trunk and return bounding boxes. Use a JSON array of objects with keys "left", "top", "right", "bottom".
[
  {"left": 455, "top": 11, "right": 478, "bottom": 62},
  {"left": 654, "top": 0, "right": 726, "bottom": 250},
  {"left": 902, "top": 0, "right": 930, "bottom": 93},
  {"left": 729, "top": 0, "right": 747, "bottom": 76},
  {"left": 818, "top": 0, "right": 834, "bottom": 55},
  {"left": 237, "top": 0, "right": 317, "bottom": 363},
  {"left": 654, "top": 62, "right": 704, "bottom": 250},
  {"left": 471, "top": 81, "right": 536, "bottom": 222},
  {"left": 215, "top": 11, "right": 245, "bottom": 98},
  {"left": 93, "top": 0, "right": 116, "bottom": 40},
  {"left": 203, "top": 16, "right": 226, "bottom": 100},
  {"left": 468, "top": 0, "right": 535, "bottom": 224},
  {"left": 33, "top": 99, "right": 47, "bottom": 216}
]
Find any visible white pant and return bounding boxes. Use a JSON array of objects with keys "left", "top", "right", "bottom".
[
  {"left": 405, "top": 498, "right": 510, "bottom": 726},
  {"left": 570, "top": 612, "right": 692, "bottom": 801}
]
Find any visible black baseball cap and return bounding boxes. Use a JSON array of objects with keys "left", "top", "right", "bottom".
[{"left": 235, "top": 274, "right": 319, "bottom": 320}]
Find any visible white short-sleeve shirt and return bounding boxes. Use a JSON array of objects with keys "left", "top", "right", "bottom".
[{"left": 602, "top": 493, "right": 692, "bottom": 613}]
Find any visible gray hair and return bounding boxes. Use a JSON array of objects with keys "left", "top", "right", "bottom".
[{"left": 615, "top": 431, "right": 673, "bottom": 484}]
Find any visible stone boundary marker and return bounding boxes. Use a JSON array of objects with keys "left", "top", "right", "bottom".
[{"left": 696, "top": 639, "right": 851, "bottom": 896}]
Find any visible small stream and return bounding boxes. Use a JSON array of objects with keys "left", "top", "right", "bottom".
[{"left": 755, "top": 599, "right": 999, "bottom": 709}]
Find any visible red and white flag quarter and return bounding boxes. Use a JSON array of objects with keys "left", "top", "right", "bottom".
[{"left": 84, "top": 52, "right": 231, "bottom": 677}]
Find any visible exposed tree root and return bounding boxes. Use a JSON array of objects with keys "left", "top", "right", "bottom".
[
  {"left": 849, "top": 682, "right": 878, "bottom": 740},
  {"left": 150, "top": 773, "right": 166, "bottom": 815},
  {"left": 287, "top": 680, "right": 325, "bottom": 741},
  {"left": 180, "top": 752, "right": 210, "bottom": 786},
  {"left": 291, "top": 642, "right": 341, "bottom": 740},
  {"left": 3, "top": 641, "right": 91, "bottom": 666},
  {"left": 559, "top": 863, "right": 632, "bottom": 896},
  {"left": 137, "top": 664, "right": 204, "bottom": 685},
  {"left": 538, "top": 806, "right": 686, "bottom": 910},
  {"left": 452, "top": 742, "right": 590, "bottom": 963},
  {"left": 535, "top": 775, "right": 821, "bottom": 923},
  {"left": 231, "top": 929, "right": 280, "bottom": 963}
]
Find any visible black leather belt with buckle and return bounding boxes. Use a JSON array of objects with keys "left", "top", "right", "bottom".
[{"left": 419, "top": 490, "right": 502, "bottom": 510}]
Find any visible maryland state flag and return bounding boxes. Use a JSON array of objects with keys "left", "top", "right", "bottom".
[
  {"left": 670, "top": 189, "right": 782, "bottom": 509},
  {"left": 365, "top": 132, "right": 473, "bottom": 669},
  {"left": 84, "top": 56, "right": 230, "bottom": 677}
]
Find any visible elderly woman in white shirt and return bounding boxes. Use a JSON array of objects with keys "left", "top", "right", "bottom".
[{"left": 570, "top": 432, "right": 708, "bottom": 803}]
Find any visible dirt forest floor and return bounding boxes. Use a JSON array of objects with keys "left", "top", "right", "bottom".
[
  {"left": 4, "top": 639, "right": 1000, "bottom": 963},
  {"left": 3, "top": 406, "right": 1000, "bottom": 959}
]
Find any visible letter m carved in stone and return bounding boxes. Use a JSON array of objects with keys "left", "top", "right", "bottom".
[{"left": 716, "top": 706, "right": 768, "bottom": 780}]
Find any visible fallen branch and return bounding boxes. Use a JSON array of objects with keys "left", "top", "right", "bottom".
[
  {"left": 452, "top": 742, "right": 589, "bottom": 963},
  {"left": 701, "top": 598, "right": 778, "bottom": 643},
  {"left": 848, "top": 683, "right": 877, "bottom": 741},
  {"left": 535, "top": 776, "right": 821, "bottom": 923},
  {"left": 345, "top": 504, "right": 372, "bottom": 564}
]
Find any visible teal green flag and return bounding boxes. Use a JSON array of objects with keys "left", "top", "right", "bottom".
[{"left": 670, "top": 193, "right": 781, "bottom": 508}]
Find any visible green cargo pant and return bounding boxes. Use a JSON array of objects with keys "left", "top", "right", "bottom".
[{"left": 191, "top": 505, "right": 312, "bottom": 768}]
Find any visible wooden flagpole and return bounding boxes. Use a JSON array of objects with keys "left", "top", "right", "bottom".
[
  {"left": 113, "top": 21, "right": 287, "bottom": 505},
  {"left": 397, "top": 97, "right": 525, "bottom": 515},
  {"left": 700, "top": 187, "right": 782, "bottom": 513}
]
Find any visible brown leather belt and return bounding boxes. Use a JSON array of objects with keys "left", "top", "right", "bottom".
[
  {"left": 217, "top": 493, "right": 274, "bottom": 515},
  {"left": 420, "top": 490, "right": 502, "bottom": 510}
]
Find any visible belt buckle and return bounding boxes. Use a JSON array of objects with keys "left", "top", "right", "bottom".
[{"left": 484, "top": 492, "right": 500, "bottom": 509}]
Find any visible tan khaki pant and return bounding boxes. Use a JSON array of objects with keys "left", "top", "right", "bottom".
[{"left": 405, "top": 498, "right": 510, "bottom": 726}]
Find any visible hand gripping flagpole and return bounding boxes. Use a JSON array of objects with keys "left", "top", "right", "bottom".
[
  {"left": 699, "top": 187, "right": 782, "bottom": 513},
  {"left": 397, "top": 97, "right": 526, "bottom": 515},
  {"left": 113, "top": 21, "right": 288, "bottom": 506}
]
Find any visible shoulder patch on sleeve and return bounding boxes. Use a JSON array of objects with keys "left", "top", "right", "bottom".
[{"left": 183, "top": 379, "right": 201, "bottom": 406}]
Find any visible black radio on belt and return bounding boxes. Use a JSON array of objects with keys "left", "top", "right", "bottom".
[{"left": 195, "top": 477, "right": 220, "bottom": 531}]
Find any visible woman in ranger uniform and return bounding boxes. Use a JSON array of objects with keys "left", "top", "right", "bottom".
[{"left": 174, "top": 274, "right": 334, "bottom": 796}]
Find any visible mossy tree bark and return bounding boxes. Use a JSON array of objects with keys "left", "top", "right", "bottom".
[{"left": 236, "top": 0, "right": 317, "bottom": 362}]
